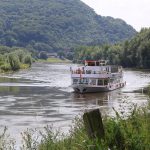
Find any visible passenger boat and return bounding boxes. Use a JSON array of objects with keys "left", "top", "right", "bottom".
[{"left": 70, "top": 60, "right": 126, "bottom": 93}]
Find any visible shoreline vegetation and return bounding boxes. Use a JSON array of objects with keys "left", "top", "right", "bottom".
[
  {"left": 0, "top": 46, "right": 32, "bottom": 73},
  {"left": 0, "top": 90, "right": 150, "bottom": 149},
  {"left": 0, "top": 47, "right": 71, "bottom": 74}
]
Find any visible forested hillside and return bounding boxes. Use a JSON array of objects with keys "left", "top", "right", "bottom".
[
  {"left": 0, "top": 0, "right": 136, "bottom": 52},
  {"left": 74, "top": 28, "right": 150, "bottom": 69}
]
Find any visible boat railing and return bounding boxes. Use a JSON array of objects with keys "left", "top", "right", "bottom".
[
  {"left": 71, "top": 70, "right": 111, "bottom": 75},
  {"left": 71, "top": 66, "right": 123, "bottom": 75},
  {"left": 71, "top": 70, "right": 123, "bottom": 75}
]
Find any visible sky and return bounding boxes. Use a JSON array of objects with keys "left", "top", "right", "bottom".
[{"left": 81, "top": 0, "right": 150, "bottom": 31}]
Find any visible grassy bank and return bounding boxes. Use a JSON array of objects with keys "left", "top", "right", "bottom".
[
  {"left": 38, "top": 105, "right": 150, "bottom": 150},
  {"left": 37, "top": 58, "right": 71, "bottom": 63},
  {"left": 0, "top": 101, "right": 149, "bottom": 150}
]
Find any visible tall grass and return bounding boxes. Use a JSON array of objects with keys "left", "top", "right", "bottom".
[{"left": 0, "top": 127, "right": 16, "bottom": 150}]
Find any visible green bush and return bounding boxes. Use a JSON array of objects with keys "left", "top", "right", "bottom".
[
  {"left": 0, "top": 63, "right": 11, "bottom": 72},
  {"left": 0, "top": 46, "right": 33, "bottom": 72},
  {"left": 23, "top": 55, "right": 32, "bottom": 66},
  {"left": 8, "top": 53, "right": 20, "bottom": 71},
  {"left": 0, "top": 54, "right": 4, "bottom": 66},
  {"left": 15, "top": 49, "right": 25, "bottom": 63}
]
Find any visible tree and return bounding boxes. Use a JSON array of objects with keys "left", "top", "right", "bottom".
[
  {"left": 8, "top": 52, "right": 20, "bottom": 71},
  {"left": 23, "top": 54, "right": 32, "bottom": 67}
]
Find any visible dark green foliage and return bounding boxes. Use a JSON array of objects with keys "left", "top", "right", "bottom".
[
  {"left": 0, "top": 46, "right": 11, "bottom": 54},
  {"left": 23, "top": 55, "right": 32, "bottom": 66},
  {"left": 74, "top": 44, "right": 122, "bottom": 65},
  {"left": 8, "top": 52, "right": 20, "bottom": 71},
  {"left": 0, "top": 54, "right": 4, "bottom": 66},
  {"left": 0, "top": 63, "right": 11, "bottom": 72},
  {"left": 121, "top": 28, "right": 150, "bottom": 68},
  {"left": 15, "top": 49, "right": 25, "bottom": 62},
  {"left": 0, "top": 0, "right": 136, "bottom": 52}
]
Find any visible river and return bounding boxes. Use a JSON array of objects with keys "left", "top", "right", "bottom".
[{"left": 0, "top": 62, "right": 150, "bottom": 145}]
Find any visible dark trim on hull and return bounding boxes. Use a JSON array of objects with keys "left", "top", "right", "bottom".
[
  {"left": 73, "top": 86, "right": 110, "bottom": 93},
  {"left": 73, "top": 84, "right": 125, "bottom": 94}
]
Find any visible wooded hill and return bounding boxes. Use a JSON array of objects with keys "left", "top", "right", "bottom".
[
  {"left": 0, "top": 0, "right": 136, "bottom": 52},
  {"left": 74, "top": 28, "right": 150, "bottom": 69}
]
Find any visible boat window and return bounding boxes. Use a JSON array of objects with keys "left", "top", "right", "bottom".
[
  {"left": 84, "top": 78, "right": 89, "bottom": 84},
  {"left": 90, "top": 79, "right": 96, "bottom": 85},
  {"left": 88, "top": 62, "right": 95, "bottom": 66},
  {"left": 106, "top": 67, "right": 109, "bottom": 72},
  {"left": 79, "top": 78, "right": 89, "bottom": 84},
  {"left": 111, "top": 66, "right": 118, "bottom": 73},
  {"left": 96, "top": 62, "right": 99, "bottom": 66},
  {"left": 73, "top": 79, "right": 78, "bottom": 84},
  {"left": 98, "top": 79, "right": 103, "bottom": 85},
  {"left": 104, "top": 79, "right": 108, "bottom": 85},
  {"left": 86, "top": 70, "right": 91, "bottom": 74},
  {"left": 79, "top": 79, "right": 83, "bottom": 84}
]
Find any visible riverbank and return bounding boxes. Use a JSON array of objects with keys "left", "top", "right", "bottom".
[
  {"left": 0, "top": 57, "right": 70, "bottom": 74},
  {"left": 0, "top": 64, "right": 31, "bottom": 74}
]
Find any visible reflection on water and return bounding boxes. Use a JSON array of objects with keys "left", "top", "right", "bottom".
[{"left": 0, "top": 63, "right": 149, "bottom": 144}]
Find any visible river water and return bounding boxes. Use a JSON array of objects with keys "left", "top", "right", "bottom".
[{"left": 0, "top": 63, "right": 150, "bottom": 145}]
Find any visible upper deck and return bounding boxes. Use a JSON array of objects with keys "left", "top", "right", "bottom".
[{"left": 71, "top": 60, "right": 123, "bottom": 78}]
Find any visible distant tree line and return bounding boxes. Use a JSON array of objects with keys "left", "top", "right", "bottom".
[
  {"left": 0, "top": 46, "right": 32, "bottom": 72},
  {"left": 74, "top": 28, "right": 150, "bottom": 69}
]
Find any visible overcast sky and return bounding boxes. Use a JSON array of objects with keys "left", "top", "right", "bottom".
[{"left": 81, "top": 0, "right": 150, "bottom": 31}]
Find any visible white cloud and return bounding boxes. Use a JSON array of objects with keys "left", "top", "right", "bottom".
[{"left": 81, "top": 0, "right": 150, "bottom": 31}]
